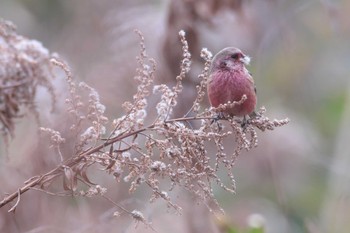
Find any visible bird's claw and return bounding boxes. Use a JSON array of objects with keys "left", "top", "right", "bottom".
[
  {"left": 241, "top": 116, "right": 249, "bottom": 130},
  {"left": 210, "top": 112, "right": 226, "bottom": 124},
  {"left": 210, "top": 113, "right": 226, "bottom": 131},
  {"left": 249, "top": 110, "right": 261, "bottom": 120}
]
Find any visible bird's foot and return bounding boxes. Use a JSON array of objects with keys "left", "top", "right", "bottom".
[
  {"left": 241, "top": 114, "right": 257, "bottom": 131},
  {"left": 241, "top": 110, "right": 262, "bottom": 130},
  {"left": 241, "top": 115, "right": 249, "bottom": 130},
  {"left": 211, "top": 113, "right": 226, "bottom": 131},
  {"left": 211, "top": 112, "right": 226, "bottom": 124},
  {"left": 248, "top": 110, "right": 261, "bottom": 120}
]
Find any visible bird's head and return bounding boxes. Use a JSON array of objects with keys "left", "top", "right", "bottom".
[{"left": 210, "top": 47, "right": 250, "bottom": 72}]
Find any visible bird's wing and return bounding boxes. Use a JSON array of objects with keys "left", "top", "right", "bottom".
[
  {"left": 247, "top": 72, "right": 255, "bottom": 85},
  {"left": 247, "top": 72, "right": 256, "bottom": 93}
]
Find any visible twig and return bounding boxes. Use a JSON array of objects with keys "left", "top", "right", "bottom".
[{"left": 7, "top": 189, "right": 20, "bottom": 212}]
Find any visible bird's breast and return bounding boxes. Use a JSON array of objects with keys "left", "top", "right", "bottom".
[{"left": 208, "top": 70, "right": 256, "bottom": 116}]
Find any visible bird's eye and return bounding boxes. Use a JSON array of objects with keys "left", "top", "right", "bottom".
[{"left": 231, "top": 53, "right": 240, "bottom": 59}]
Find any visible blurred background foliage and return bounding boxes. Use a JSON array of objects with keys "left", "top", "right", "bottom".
[{"left": 1, "top": 0, "right": 350, "bottom": 232}]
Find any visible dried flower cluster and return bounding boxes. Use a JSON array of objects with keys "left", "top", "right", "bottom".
[
  {"left": 0, "top": 19, "right": 289, "bottom": 227},
  {"left": 0, "top": 19, "right": 55, "bottom": 139}
]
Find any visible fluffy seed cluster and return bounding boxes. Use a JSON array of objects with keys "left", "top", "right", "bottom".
[
  {"left": 51, "top": 58, "right": 108, "bottom": 153},
  {"left": 0, "top": 19, "right": 56, "bottom": 140}
]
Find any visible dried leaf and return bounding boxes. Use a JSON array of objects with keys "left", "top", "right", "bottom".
[
  {"left": 105, "top": 159, "right": 116, "bottom": 171},
  {"left": 63, "top": 167, "right": 77, "bottom": 191},
  {"left": 74, "top": 162, "right": 95, "bottom": 185},
  {"left": 80, "top": 164, "right": 95, "bottom": 185}
]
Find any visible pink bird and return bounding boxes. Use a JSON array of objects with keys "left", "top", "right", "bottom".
[{"left": 207, "top": 47, "right": 257, "bottom": 119}]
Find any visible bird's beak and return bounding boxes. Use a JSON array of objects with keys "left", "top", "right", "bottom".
[{"left": 240, "top": 55, "right": 251, "bottom": 65}]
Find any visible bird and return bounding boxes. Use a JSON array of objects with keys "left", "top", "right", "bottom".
[{"left": 207, "top": 47, "right": 257, "bottom": 120}]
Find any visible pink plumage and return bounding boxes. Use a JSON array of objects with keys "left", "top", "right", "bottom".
[{"left": 207, "top": 47, "right": 257, "bottom": 117}]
